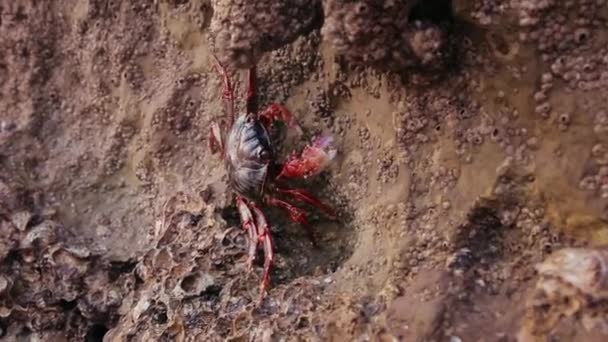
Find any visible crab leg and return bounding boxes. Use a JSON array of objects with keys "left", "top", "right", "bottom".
[
  {"left": 246, "top": 66, "right": 257, "bottom": 114},
  {"left": 277, "top": 188, "right": 336, "bottom": 219},
  {"left": 211, "top": 54, "right": 236, "bottom": 125},
  {"left": 277, "top": 135, "right": 337, "bottom": 180},
  {"left": 267, "top": 197, "right": 318, "bottom": 247},
  {"left": 235, "top": 196, "right": 258, "bottom": 271},
  {"left": 208, "top": 121, "right": 224, "bottom": 155},
  {"left": 250, "top": 203, "right": 274, "bottom": 303}
]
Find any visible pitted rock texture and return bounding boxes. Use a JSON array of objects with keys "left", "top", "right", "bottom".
[{"left": 0, "top": 180, "right": 133, "bottom": 341}]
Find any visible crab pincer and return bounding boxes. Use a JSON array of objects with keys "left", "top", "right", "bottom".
[{"left": 277, "top": 135, "right": 338, "bottom": 180}]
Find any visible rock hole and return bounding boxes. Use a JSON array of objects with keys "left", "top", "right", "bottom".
[
  {"left": 59, "top": 299, "right": 77, "bottom": 311},
  {"left": 458, "top": 108, "right": 468, "bottom": 119},
  {"left": 220, "top": 204, "right": 240, "bottom": 228},
  {"left": 574, "top": 29, "right": 590, "bottom": 44},
  {"left": 583, "top": 63, "right": 593, "bottom": 73},
  {"left": 150, "top": 301, "right": 168, "bottom": 324},
  {"left": 355, "top": 3, "right": 367, "bottom": 14},
  {"left": 408, "top": 0, "right": 453, "bottom": 24},
  {"left": 220, "top": 234, "right": 233, "bottom": 247},
  {"left": 180, "top": 273, "right": 200, "bottom": 293},
  {"left": 296, "top": 316, "right": 309, "bottom": 329},
  {"left": 108, "top": 260, "right": 137, "bottom": 281},
  {"left": 201, "top": 284, "right": 222, "bottom": 301},
  {"left": 189, "top": 214, "right": 203, "bottom": 226},
  {"left": 85, "top": 324, "right": 108, "bottom": 342}
]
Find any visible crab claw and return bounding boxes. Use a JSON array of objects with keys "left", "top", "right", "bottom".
[{"left": 277, "top": 135, "right": 337, "bottom": 180}]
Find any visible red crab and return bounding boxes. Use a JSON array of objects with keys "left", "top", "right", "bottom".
[{"left": 208, "top": 56, "right": 337, "bottom": 302}]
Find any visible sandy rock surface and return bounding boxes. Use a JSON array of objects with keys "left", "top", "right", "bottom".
[{"left": 1, "top": 0, "right": 608, "bottom": 341}]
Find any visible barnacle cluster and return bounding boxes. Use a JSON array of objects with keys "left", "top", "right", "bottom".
[
  {"left": 322, "top": 0, "right": 451, "bottom": 72},
  {"left": 210, "top": 0, "right": 452, "bottom": 73},
  {"left": 209, "top": 0, "right": 323, "bottom": 68}
]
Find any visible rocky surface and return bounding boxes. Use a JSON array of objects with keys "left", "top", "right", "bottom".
[
  {"left": 1, "top": 0, "right": 608, "bottom": 341},
  {"left": 322, "top": 0, "right": 453, "bottom": 73},
  {"left": 209, "top": 0, "right": 323, "bottom": 69}
]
